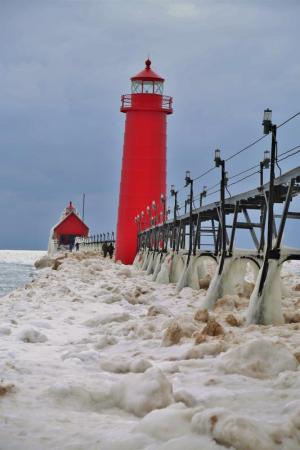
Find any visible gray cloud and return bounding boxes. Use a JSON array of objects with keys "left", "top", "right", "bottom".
[{"left": 0, "top": 0, "right": 299, "bottom": 249}]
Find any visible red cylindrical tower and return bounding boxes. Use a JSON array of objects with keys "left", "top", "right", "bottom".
[{"left": 115, "top": 59, "right": 173, "bottom": 264}]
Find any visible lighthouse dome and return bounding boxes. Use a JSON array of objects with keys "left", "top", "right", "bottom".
[{"left": 131, "top": 59, "right": 164, "bottom": 94}]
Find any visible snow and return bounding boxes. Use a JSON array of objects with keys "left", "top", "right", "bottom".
[{"left": 0, "top": 251, "right": 300, "bottom": 449}]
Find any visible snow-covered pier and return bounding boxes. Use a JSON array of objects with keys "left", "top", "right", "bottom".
[{"left": 1, "top": 251, "right": 300, "bottom": 449}]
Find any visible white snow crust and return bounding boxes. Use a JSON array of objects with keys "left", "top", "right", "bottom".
[{"left": 0, "top": 252, "right": 300, "bottom": 449}]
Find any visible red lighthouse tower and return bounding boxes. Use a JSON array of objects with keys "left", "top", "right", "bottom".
[{"left": 115, "top": 59, "right": 173, "bottom": 264}]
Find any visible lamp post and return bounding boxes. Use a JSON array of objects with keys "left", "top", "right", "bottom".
[
  {"left": 140, "top": 211, "right": 145, "bottom": 230},
  {"left": 259, "top": 151, "right": 270, "bottom": 252},
  {"left": 260, "top": 150, "right": 270, "bottom": 188},
  {"left": 135, "top": 215, "right": 140, "bottom": 251},
  {"left": 140, "top": 211, "right": 145, "bottom": 249},
  {"left": 185, "top": 194, "right": 191, "bottom": 214},
  {"left": 185, "top": 170, "right": 194, "bottom": 258},
  {"left": 151, "top": 200, "right": 157, "bottom": 226},
  {"left": 146, "top": 205, "right": 151, "bottom": 228},
  {"left": 135, "top": 215, "right": 141, "bottom": 233},
  {"left": 160, "top": 194, "right": 166, "bottom": 223},
  {"left": 170, "top": 185, "right": 178, "bottom": 251},
  {"left": 262, "top": 108, "right": 277, "bottom": 257},
  {"left": 170, "top": 185, "right": 178, "bottom": 222},
  {"left": 214, "top": 149, "right": 227, "bottom": 256},
  {"left": 200, "top": 185, "right": 207, "bottom": 207}
]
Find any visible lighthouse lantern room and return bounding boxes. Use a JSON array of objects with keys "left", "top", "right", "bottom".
[{"left": 116, "top": 59, "right": 173, "bottom": 264}]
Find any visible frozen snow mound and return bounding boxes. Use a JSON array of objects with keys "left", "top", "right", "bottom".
[
  {"left": 62, "top": 349, "right": 101, "bottom": 363},
  {"left": 83, "top": 312, "right": 131, "bottom": 327},
  {"left": 49, "top": 381, "right": 113, "bottom": 411},
  {"left": 147, "top": 435, "right": 225, "bottom": 450},
  {"left": 94, "top": 334, "right": 117, "bottom": 349},
  {"left": 117, "top": 267, "right": 132, "bottom": 278},
  {"left": 0, "top": 323, "right": 12, "bottom": 335},
  {"left": 218, "top": 338, "right": 298, "bottom": 378},
  {"left": 134, "top": 403, "right": 194, "bottom": 441},
  {"left": 100, "top": 357, "right": 152, "bottom": 373},
  {"left": 112, "top": 367, "right": 174, "bottom": 417},
  {"left": 34, "top": 254, "right": 54, "bottom": 269},
  {"left": 17, "top": 326, "right": 48, "bottom": 343},
  {"left": 191, "top": 406, "right": 276, "bottom": 450}
]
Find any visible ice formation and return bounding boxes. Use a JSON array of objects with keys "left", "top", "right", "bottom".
[
  {"left": 247, "top": 259, "right": 285, "bottom": 325},
  {"left": 0, "top": 250, "right": 300, "bottom": 449},
  {"left": 112, "top": 367, "right": 174, "bottom": 417},
  {"left": 218, "top": 338, "right": 298, "bottom": 378}
]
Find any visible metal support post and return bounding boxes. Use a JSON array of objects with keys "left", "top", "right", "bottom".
[
  {"left": 184, "top": 171, "right": 194, "bottom": 262},
  {"left": 266, "top": 124, "right": 277, "bottom": 256},
  {"left": 170, "top": 185, "right": 178, "bottom": 251}
]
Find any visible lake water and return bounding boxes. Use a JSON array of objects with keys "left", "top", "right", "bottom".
[{"left": 0, "top": 250, "right": 46, "bottom": 297}]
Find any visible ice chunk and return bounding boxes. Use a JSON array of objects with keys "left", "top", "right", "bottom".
[
  {"left": 183, "top": 341, "right": 227, "bottom": 360},
  {"left": 100, "top": 357, "right": 152, "bottom": 373},
  {"left": 134, "top": 404, "right": 193, "bottom": 440},
  {"left": 219, "top": 338, "right": 298, "bottom": 378},
  {"left": 191, "top": 407, "right": 276, "bottom": 450},
  {"left": 117, "top": 267, "right": 132, "bottom": 278},
  {"left": 94, "top": 334, "right": 117, "bottom": 349},
  {"left": 112, "top": 367, "right": 173, "bottom": 417},
  {"left": 62, "top": 350, "right": 101, "bottom": 363},
  {"left": 0, "top": 324, "right": 12, "bottom": 335},
  {"left": 173, "top": 389, "right": 197, "bottom": 407},
  {"left": 17, "top": 326, "right": 48, "bottom": 343},
  {"left": 147, "top": 434, "right": 224, "bottom": 450},
  {"left": 162, "top": 316, "right": 199, "bottom": 346},
  {"left": 49, "top": 381, "right": 113, "bottom": 410},
  {"left": 83, "top": 312, "right": 131, "bottom": 327}
]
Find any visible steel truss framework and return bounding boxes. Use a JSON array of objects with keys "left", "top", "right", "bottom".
[{"left": 138, "top": 165, "right": 300, "bottom": 272}]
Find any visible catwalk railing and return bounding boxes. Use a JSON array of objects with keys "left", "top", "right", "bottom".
[
  {"left": 137, "top": 166, "right": 300, "bottom": 261},
  {"left": 76, "top": 232, "right": 115, "bottom": 249}
]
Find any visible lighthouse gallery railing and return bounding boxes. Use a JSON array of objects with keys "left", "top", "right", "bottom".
[{"left": 121, "top": 94, "right": 173, "bottom": 112}]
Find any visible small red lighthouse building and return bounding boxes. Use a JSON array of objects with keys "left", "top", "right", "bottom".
[
  {"left": 52, "top": 201, "right": 89, "bottom": 248},
  {"left": 115, "top": 59, "right": 173, "bottom": 264}
]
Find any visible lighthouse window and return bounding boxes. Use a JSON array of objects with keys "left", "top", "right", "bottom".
[
  {"left": 143, "top": 81, "right": 154, "bottom": 93},
  {"left": 154, "top": 81, "right": 163, "bottom": 94},
  {"left": 132, "top": 81, "right": 142, "bottom": 93}
]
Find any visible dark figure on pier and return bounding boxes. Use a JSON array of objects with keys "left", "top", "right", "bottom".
[
  {"left": 102, "top": 242, "right": 108, "bottom": 258},
  {"left": 75, "top": 242, "right": 79, "bottom": 251},
  {"left": 108, "top": 243, "right": 114, "bottom": 259}
]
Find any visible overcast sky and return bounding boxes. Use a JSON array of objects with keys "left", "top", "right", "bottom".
[{"left": 0, "top": 0, "right": 299, "bottom": 249}]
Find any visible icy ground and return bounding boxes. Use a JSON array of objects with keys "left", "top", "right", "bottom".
[{"left": 0, "top": 252, "right": 300, "bottom": 450}]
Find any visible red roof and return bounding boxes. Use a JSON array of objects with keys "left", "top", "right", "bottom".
[
  {"left": 53, "top": 202, "right": 89, "bottom": 236},
  {"left": 131, "top": 59, "right": 164, "bottom": 82}
]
